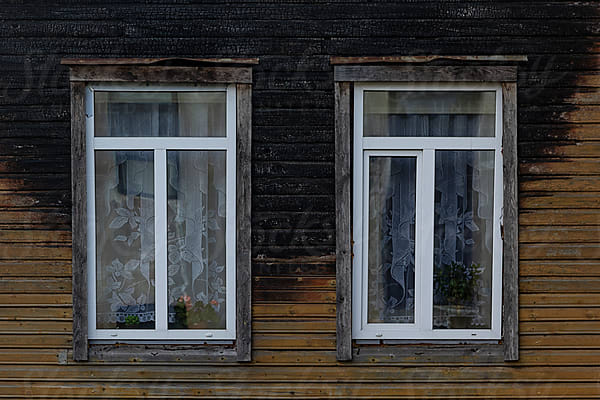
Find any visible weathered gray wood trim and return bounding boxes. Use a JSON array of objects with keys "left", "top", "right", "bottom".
[
  {"left": 330, "top": 55, "right": 528, "bottom": 65},
  {"left": 334, "top": 66, "right": 517, "bottom": 82},
  {"left": 236, "top": 83, "right": 253, "bottom": 362},
  {"left": 502, "top": 82, "right": 519, "bottom": 361},
  {"left": 69, "top": 65, "right": 252, "bottom": 83},
  {"left": 68, "top": 66, "right": 254, "bottom": 363},
  {"left": 354, "top": 344, "right": 503, "bottom": 364},
  {"left": 71, "top": 81, "right": 88, "bottom": 361},
  {"left": 62, "top": 57, "right": 259, "bottom": 66},
  {"left": 88, "top": 345, "right": 238, "bottom": 363},
  {"left": 335, "top": 81, "right": 353, "bottom": 361}
]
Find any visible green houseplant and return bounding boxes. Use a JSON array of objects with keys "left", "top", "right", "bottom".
[{"left": 434, "top": 261, "right": 483, "bottom": 305}]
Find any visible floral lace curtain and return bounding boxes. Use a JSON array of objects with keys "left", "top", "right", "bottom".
[{"left": 95, "top": 97, "right": 227, "bottom": 330}]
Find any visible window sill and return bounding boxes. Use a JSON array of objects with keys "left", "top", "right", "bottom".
[
  {"left": 87, "top": 343, "right": 239, "bottom": 363},
  {"left": 352, "top": 342, "right": 503, "bottom": 364}
]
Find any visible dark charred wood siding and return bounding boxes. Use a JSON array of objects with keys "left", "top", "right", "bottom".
[{"left": 0, "top": 1, "right": 598, "bottom": 398}]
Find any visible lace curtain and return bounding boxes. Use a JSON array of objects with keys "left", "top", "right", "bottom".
[
  {"left": 367, "top": 113, "right": 495, "bottom": 328},
  {"left": 95, "top": 97, "right": 227, "bottom": 329}
]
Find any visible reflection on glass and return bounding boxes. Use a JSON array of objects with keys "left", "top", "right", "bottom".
[
  {"left": 364, "top": 91, "right": 495, "bottom": 137},
  {"left": 95, "top": 151, "right": 155, "bottom": 329},
  {"left": 368, "top": 157, "right": 416, "bottom": 323},
  {"left": 95, "top": 91, "right": 226, "bottom": 137},
  {"left": 433, "top": 150, "right": 495, "bottom": 329},
  {"left": 167, "top": 151, "right": 227, "bottom": 330}
]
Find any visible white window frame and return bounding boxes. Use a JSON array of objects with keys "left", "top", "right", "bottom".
[
  {"left": 352, "top": 82, "right": 504, "bottom": 340},
  {"left": 85, "top": 83, "right": 237, "bottom": 341}
]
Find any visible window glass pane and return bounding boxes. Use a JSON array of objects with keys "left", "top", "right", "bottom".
[
  {"left": 95, "top": 151, "right": 155, "bottom": 330},
  {"left": 364, "top": 91, "right": 495, "bottom": 137},
  {"left": 95, "top": 91, "right": 226, "bottom": 137},
  {"left": 368, "top": 156, "right": 416, "bottom": 323},
  {"left": 433, "top": 150, "right": 494, "bottom": 329},
  {"left": 167, "top": 151, "right": 227, "bottom": 330}
]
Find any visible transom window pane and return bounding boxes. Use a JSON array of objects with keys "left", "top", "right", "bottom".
[
  {"left": 94, "top": 91, "right": 226, "bottom": 137},
  {"left": 95, "top": 150, "right": 155, "bottom": 330},
  {"left": 368, "top": 156, "right": 416, "bottom": 324},
  {"left": 167, "top": 151, "right": 227, "bottom": 330},
  {"left": 363, "top": 91, "right": 495, "bottom": 137},
  {"left": 433, "top": 150, "right": 495, "bottom": 330}
]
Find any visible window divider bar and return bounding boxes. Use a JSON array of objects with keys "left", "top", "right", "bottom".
[
  {"left": 94, "top": 137, "right": 229, "bottom": 150},
  {"left": 362, "top": 137, "right": 497, "bottom": 150},
  {"left": 420, "top": 149, "right": 436, "bottom": 333},
  {"left": 155, "top": 149, "right": 168, "bottom": 333}
]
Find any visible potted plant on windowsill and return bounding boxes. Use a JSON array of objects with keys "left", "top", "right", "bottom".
[
  {"left": 173, "top": 295, "right": 221, "bottom": 329},
  {"left": 433, "top": 261, "right": 483, "bottom": 328}
]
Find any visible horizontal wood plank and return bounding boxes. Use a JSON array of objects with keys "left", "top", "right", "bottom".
[{"left": 69, "top": 65, "right": 253, "bottom": 83}]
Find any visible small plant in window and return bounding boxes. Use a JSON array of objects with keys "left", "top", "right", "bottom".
[
  {"left": 124, "top": 314, "right": 140, "bottom": 327},
  {"left": 434, "top": 261, "right": 483, "bottom": 305},
  {"left": 172, "top": 295, "right": 221, "bottom": 329}
]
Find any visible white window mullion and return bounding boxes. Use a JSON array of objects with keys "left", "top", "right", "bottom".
[
  {"left": 86, "top": 86, "right": 98, "bottom": 337},
  {"left": 154, "top": 149, "right": 168, "bottom": 334},
  {"left": 352, "top": 85, "right": 365, "bottom": 337},
  {"left": 419, "top": 149, "right": 436, "bottom": 333}
]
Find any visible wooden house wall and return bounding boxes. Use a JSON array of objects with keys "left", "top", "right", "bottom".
[{"left": 0, "top": 1, "right": 598, "bottom": 398}]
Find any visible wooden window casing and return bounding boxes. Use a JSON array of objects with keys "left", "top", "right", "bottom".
[
  {"left": 66, "top": 60, "right": 255, "bottom": 362},
  {"left": 334, "top": 63, "right": 519, "bottom": 362}
]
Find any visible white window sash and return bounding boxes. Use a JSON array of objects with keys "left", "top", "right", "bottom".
[
  {"left": 352, "top": 83, "right": 503, "bottom": 340},
  {"left": 86, "top": 84, "right": 237, "bottom": 341}
]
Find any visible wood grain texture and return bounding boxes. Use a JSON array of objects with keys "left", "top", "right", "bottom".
[
  {"left": 69, "top": 65, "right": 252, "bottom": 83},
  {"left": 61, "top": 57, "right": 259, "bottom": 65},
  {"left": 0, "top": 1, "right": 598, "bottom": 398},
  {"left": 334, "top": 81, "right": 352, "bottom": 361},
  {"left": 236, "top": 83, "right": 252, "bottom": 362},
  {"left": 502, "top": 82, "right": 519, "bottom": 362},
  {"left": 69, "top": 81, "right": 87, "bottom": 362},
  {"left": 334, "top": 65, "right": 517, "bottom": 82},
  {"left": 330, "top": 55, "right": 528, "bottom": 65},
  {"left": 88, "top": 345, "right": 238, "bottom": 363}
]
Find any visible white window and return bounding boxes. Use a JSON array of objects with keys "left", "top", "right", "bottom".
[
  {"left": 352, "top": 83, "right": 503, "bottom": 340},
  {"left": 86, "top": 84, "right": 237, "bottom": 340}
]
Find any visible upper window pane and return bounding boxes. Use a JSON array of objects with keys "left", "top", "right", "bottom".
[
  {"left": 94, "top": 91, "right": 226, "bottom": 137},
  {"left": 363, "top": 91, "right": 495, "bottom": 137}
]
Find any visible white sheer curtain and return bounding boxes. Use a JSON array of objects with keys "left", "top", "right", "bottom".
[
  {"left": 367, "top": 112, "right": 495, "bottom": 328},
  {"left": 95, "top": 94, "right": 227, "bottom": 330}
]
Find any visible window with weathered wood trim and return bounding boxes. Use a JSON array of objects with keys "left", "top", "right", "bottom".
[
  {"left": 334, "top": 62, "right": 520, "bottom": 362},
  {"left": 66, "top": 60, "right": 254, "bottom": 362}
]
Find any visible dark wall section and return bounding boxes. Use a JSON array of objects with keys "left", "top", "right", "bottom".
[{"left": 0, "top": 2, "right": 596, "bottom": 260}]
